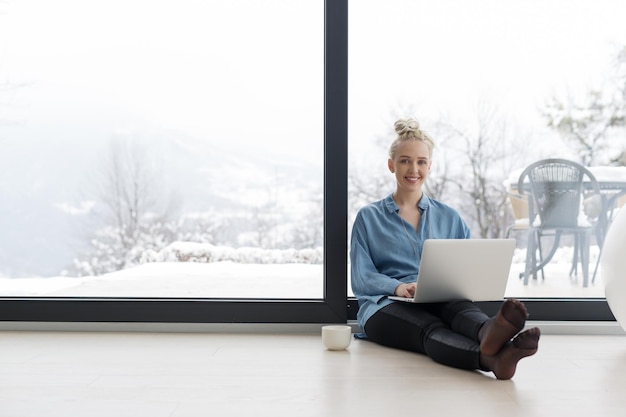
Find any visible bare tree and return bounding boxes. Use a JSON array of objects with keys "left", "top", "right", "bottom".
[
  {"left": 542, "top": 45, "right": 626, "bottom": 166},
  {"left": 435, "top": 104, "right": 524, "bottom": 239},
  {"left": 542, "top": 91, "right": 624, "bottom": 166},
  {"left": 348, "top": 168, "right": 391, "bottom": 216},
  {"left": 289, "top": 189, "right": 323, "bottom": 249},
  {"left": 73, "top": 137, "right": 181, "bottom": 275}
]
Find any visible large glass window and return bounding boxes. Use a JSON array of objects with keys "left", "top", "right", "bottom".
[
  {"left": 2, "top": 0, "right": 623, "bottom": 324},
  {"left": 0, "top": 0, "right": 325, "bottom": 299},
  {"left": 0, "top": 0, "right": 348, "bottom": 323},
  {"left": 348, "top": 0, "right": 626, "bottom": 301}
]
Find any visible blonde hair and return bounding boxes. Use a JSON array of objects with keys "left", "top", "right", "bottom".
[{"left": 389, "top": 118, "right": 435, "bottom": 160}]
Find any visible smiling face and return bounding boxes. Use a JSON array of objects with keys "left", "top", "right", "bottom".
[{"left": 388, "top": 140, "right": 432, "bottom": 194}]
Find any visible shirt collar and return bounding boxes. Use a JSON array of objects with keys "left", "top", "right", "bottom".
[{"left": 384, "top": 193, "right": 431, "bottom": 214}]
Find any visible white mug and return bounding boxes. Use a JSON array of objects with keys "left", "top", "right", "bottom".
[{"left": 321, "top": 325, "right": 352, "bottom": 350}]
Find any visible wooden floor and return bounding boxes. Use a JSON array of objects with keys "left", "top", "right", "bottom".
[{"left": 1, "top": 329, "right": 626, "bottom": 417}]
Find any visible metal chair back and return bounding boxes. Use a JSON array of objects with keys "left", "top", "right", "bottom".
[{"left": 516, "top": 158, "right": 604, "bottom": 287}]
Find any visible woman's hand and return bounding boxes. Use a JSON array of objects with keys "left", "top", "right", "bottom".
[{"left": 394, "top": 282, "right": 416, "bottom": 298}]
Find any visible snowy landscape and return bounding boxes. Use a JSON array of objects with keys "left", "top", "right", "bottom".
[
  {"left": 1, "top": 0, "right": 625, "bottom": 302},
  {"left": 0, "top": 241, "right": 609, "bottom": 299}
]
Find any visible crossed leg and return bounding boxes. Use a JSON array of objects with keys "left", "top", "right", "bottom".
[
  {"left": 478, "top": 299, "right": 540, "bottom": 380},
  {"left": 479, "top": 298, "right": 529, "bottom": 355},
  {"left": 480, "top": 327, "right": 540, "bottom": 380}
]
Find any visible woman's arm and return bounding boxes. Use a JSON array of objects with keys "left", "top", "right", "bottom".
[{"left": 350, "top": 213, "right": 404, "bottom": 298}]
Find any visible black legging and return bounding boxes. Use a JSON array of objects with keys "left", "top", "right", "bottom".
[{"left": 364, "top": 299, "right": 489, "bottom": 370}]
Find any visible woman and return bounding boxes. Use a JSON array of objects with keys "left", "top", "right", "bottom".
[{"left": 350, "top": 118, "right": 540, "bottom": 380}]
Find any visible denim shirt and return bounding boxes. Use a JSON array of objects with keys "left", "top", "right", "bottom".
[{"left": 350, "top": 193, "right": 471, "bottom": 331}]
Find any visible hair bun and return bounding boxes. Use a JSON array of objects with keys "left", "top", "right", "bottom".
[
  {"left": 394, "top": 118, "right": 420, "bottom": 137},
  {"left": 388, "top": 117, "right": 435, "bottom": 159}
]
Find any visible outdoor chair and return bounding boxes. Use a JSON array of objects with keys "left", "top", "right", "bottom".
[
  {"left": 517, "top": 158, "right": 605, "bottom": 287},
  {"left": 505, "top": 190, "right": 545, "bottom": 280},
  {"left": 505, "top": 191, "right": 530, "bottom": 239}
]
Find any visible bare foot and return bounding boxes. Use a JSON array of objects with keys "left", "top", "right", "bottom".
[
  {"left": 479, "top": 298, "right": 528, "bottom": 356},
  {"left": 481, "top": 327, "right": 540, "bottom": 380}
]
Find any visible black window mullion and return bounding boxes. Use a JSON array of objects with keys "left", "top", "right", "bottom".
[{"left": 323, "top": 0, "right": 349, "bottom": 321}]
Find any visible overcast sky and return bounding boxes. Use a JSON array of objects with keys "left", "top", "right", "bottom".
[
  {"left": 2, "top": 0, "right": 625, "bottom": 153},
  {"left": 349, "top": 0, "right": 626, "bottom": 156},
  {"left": 0, "top": 0, "right": 324, "bottom": 159}
]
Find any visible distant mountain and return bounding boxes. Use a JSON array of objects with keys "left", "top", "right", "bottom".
[{"left": 0, "top": 122, "right": 322, "bottom": 277}]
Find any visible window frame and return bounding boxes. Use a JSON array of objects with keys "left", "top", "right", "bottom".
[
  {"left": 0, "top": 0, "right": 616, "bottom": 325},
  {"left": 0, "top": 0, "right": 348, "bottom": 324}
]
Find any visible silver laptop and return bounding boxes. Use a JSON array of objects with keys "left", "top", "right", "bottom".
[{"left": 388, "top": 239, "right": 516, "bottom": 303}]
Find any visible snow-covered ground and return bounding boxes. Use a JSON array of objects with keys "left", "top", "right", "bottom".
[{"left": 0, "top": 247, "right": 606, "bottom": 299}]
